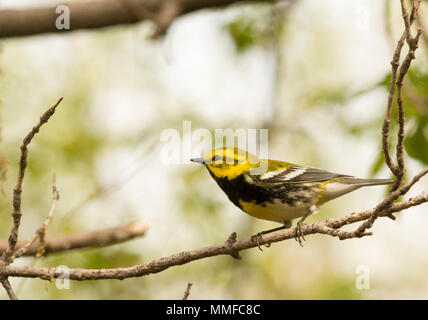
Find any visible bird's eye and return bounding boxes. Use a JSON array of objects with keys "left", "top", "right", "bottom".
[{"left": 212, "top": 155, "right": 222, "bottom": 162}]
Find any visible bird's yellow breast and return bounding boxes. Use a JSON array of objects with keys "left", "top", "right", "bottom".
[{"left": 239, "top": 199, "right": 308, "bottom": 223}]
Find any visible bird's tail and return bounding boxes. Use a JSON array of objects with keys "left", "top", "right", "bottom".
[{"left": 340, "top": 177, "right": 394, "bottom": 186}]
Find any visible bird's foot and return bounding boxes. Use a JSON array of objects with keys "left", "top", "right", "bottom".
[
  {"left": 251, "top": 221, "right": 291, "bottom": 251},
  {"left": 294, "top": 206, "right": 317, "bottom": 247},
  {"left": 251, "top": 232, "right": 266, "bottom": 251},
  {"left": 294, "top": 219, "right": 306, "bottom": 247}
]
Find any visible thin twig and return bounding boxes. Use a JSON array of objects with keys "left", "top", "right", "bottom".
[
  {"left": 0, "top": 277, "right": 17, "bottom": 300},
  {"left": 383, "top": 0, "right": 421, "bottom": 178},
  {"left": 392, "top": 33, "right": 422, "bottom": 190},
  {"left": 383, "top": 33, "right": 406, "bottom": 176},
  {"left": 416, "top": 5, "right": 428, "bottom": 51},
  {"left": 1, "top": 97, "right": 63, "bottom": 265},
  {"left": 11, "top": 173, "right": 59, "bottom": 260},
  {"left": 182, "top": 282, "right": 193, "bottom": 300},
  {"left": 400, "top": 0, "right": 413, "bottom": 45},
  {"left": 391, "top": 0, "right": 422, "bottom": 192}
]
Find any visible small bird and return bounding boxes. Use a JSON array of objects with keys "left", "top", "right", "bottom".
[{"left": 191, "top": 147, "right": 393, "bottom": 247}]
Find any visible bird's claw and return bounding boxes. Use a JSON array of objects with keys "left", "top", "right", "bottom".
[
  {"left": 251, "top": 232, "right": 270, "bottom": 251},
  {"left": 252, "top": 221, "right": 291, "bottom": 251},
  {"left": 294, "top": 221, "right": 306, "bottom": 247}
]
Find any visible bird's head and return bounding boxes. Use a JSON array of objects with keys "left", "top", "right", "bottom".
[{"left": 191, "top": 147, "right": 261, "bottom": 179}]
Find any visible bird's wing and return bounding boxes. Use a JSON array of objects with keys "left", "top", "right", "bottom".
[{"left": 249, "top": 161, "right": 352, "bottom": 185}]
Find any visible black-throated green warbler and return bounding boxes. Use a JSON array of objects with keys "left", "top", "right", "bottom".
[{"left": 191, "top": 147, "right": 393, "bottom": 246}]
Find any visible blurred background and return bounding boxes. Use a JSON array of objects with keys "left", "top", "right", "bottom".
[{"left": 0, "top": 0, "right": 427, "bottom": 299}]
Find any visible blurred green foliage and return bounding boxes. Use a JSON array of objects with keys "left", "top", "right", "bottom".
[
  {"left": 225, "top": 5, "right": 276, "bottom": 53},
  {"left": 227, "top": 17, "right": 264, "bottom": 52}
]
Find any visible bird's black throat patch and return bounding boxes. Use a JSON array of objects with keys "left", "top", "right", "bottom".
[{"left": 207, "top": 171, "right": 313, "bottom": 209}]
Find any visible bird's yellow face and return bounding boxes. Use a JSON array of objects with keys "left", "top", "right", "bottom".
[{"left": 191, "top": 148, "right": 260, "bottom": 179}]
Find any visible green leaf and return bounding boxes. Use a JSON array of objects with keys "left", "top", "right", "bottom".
[{"left": 405, "top": 118, "right": 428, "bottom": 165}]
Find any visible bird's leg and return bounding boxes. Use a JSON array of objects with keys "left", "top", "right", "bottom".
[
  {"left": 252, "top": 221, "right": 292, "bottom": 251},
  {"left": 295, "top": 205, "right": 318, "bottom": 247}
]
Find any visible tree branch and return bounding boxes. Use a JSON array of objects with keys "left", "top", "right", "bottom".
[
  {"left": 0, "top": 221, "right": 149, "bottom": 257},
  {"left": 0, "top": 189, "right": 427, "bottom": 282},
  {"left": 0, "top": 0, "right": 269, "bottom": 39}
]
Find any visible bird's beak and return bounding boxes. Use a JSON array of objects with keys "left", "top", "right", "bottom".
[{"left": 190, "top": 158, "right": 205, "bottom": 164}]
